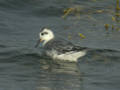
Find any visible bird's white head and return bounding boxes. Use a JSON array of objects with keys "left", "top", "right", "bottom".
[
  {"left": 35, "top": 28, "right": 55, "bottom": 47},
  {"left": 39, "top": 28, "right": 54, "bottom": 45}
]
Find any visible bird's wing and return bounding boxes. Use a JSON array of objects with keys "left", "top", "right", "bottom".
[{"left": 45, "top": 39, "right": 88, "bottom": 54}]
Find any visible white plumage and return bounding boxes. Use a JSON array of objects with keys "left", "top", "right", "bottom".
[{"left": 46, "top": 50, "right": 87, "bottom": 62}]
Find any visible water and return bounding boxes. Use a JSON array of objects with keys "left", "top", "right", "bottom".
[{"left": 0, "top": 0, "right": 120, "bottom": 90}]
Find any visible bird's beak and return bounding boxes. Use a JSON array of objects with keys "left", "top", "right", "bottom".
[{"left": 35, "top": 39, "right": 43, "bottom": 48}]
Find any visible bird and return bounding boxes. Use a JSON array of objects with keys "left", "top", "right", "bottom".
[{"left": 35, "top": 27, "right": 89, "bottom": 62}]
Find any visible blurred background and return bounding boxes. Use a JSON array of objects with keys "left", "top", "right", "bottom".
[{"left": 0, "top": 0, "right": 120, "bottom": 90}]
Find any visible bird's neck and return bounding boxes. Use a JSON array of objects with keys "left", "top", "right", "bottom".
[{"left": 43, "top": 36, "right": 54, "bottom": 46}]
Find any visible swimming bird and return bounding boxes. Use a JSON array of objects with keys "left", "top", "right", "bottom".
[{"left": 35, "top": 27, "right": 88, "bottom": 62}]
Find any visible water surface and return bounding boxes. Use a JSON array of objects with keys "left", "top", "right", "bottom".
[{"left": 0, "top": 0, "right": 120, "bottom": 90}]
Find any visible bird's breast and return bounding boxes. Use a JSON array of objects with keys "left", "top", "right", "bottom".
[{"left": 46, "top": 50, "right": 87, "bottom": 62}]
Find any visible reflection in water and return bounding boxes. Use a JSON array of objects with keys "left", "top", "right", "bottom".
[{"left": 37, "top": 60, "right": 84, "bottom": 90}]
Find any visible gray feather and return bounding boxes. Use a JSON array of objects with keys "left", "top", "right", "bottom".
[{"left": 44, "top": 38, "right": 88, "bottom": 54}]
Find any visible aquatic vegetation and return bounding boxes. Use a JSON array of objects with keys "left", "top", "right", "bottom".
[
  {"left": 62, "top": 8, "right": 75, "bottom": 19},
  {"left": 68, "top": 33, "right": 72, "bottom": 40},
  {"left": 112, "top": 16, "right": 116, "bottom": 21},
  {"left": 104, "top": 24, "right": 109, "bottom": 31},
  {"left": 78, "top": 33, "right": 86, "bottom": 39},
  {"left": 62, "top": 0, "right": 120, "bottom": 34},
  {"left": 116, "top": 27, "right": 120, "bottom": 31},
  {"left": 104, "top": 0, "right": 120, "bottom": 31},
  {"left": 115, "top": 0, "right": 120, "bottom": 23},
  {"left": 116, "top": 0, "right": 120, "bottom": 10},
  {"left": 67, "top": 33, "right": 85, "bottom": 40},
  {"left": 104, "top": 24, "right": 120, "bottom": 31},
  {"left": 112, "top": 25, "right": 115, "bottom": 30},
  {"left": 96, "top": 10, "right": 104, "bottom": 13}
]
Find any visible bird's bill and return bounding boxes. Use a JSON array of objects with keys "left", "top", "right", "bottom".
[{"left": 35, "top": 39, "right": 42, "bottom": 48}]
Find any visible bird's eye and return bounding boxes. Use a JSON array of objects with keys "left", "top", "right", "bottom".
[
  {"left": 41, "top": 32, "right": 48, "bottom": 36},
  {"left": 41, "top": 33, "right": 44, "bottom": 35}
]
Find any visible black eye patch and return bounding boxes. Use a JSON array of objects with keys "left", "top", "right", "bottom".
[
  {"left": 41, "top": 32, "right": 48, "bottom": 35},
  {"left": 44, "top": 32, "right": 48, "bottom": 34},
  {"left": 41, "top": 33, "right": 44, "bottom": 35}
]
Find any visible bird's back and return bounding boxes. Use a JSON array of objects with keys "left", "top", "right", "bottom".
[{"left": 43, "top": 38, "right": 88, "bottom": 61}]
